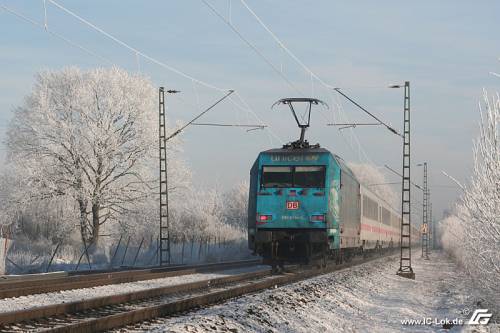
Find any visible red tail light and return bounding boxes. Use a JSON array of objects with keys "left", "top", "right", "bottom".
[
  {"left": 257, "top": 214, "right": 272, "bottom": 224},
  {"left": 311, "top": 214, "right": 325, "bottom": 222}
]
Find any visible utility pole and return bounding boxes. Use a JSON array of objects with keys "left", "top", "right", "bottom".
[
  {"left": 333, "top": 81, "right": 415, "bottom": 278},
  {"left": 396, "top": 81, "right": 415, "bottom": 279},
  {"left": 158, "top": 87, "right": 234, "bottom": 266},
  {"left": 159, "top": 87, "right": 172, "bottom": 265}
]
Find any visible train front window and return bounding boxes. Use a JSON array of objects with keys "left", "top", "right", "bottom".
[
  {"left": 261, "top": 166, "right": 325, "bottom": 188},
  {"left": 261, "top": 166, "right": 293, "bottom": 188},
  {"left": 294, "top": 166, "right": 325, "bottom": 188}
]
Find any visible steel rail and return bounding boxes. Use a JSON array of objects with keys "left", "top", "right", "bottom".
[
  {"left": 0, "top": 252, "right": 397, "bottom": 332},
  {"left": 0, "top": 259, "right": 261, "bottom": 299}
]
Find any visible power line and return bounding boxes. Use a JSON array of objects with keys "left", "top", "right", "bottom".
[
  {"left": 327, "top": 122, "right": 382, "bottom": 130},
  {"left": 334, "top": 88, "right": 403, "bottom": 138},
  {"left": 48, "top": 0, "right": 228, "bottom": 92},
  {"left": 385, "top": 164, "right": 424, "bottom": 191},
  {"left": 200, "top": 0, "right": 303, "bottom": 95},
  {"left": 233, "top": 91, "right": 285, "bottom": 144},
  {"left": 367, "top": 182, "right": 402, "bottom": 186},
  {"left": 165, "top": 90, "right": 235, "bottom": 141},
  {"left": 191, "top": 122, "right": 266, "bottom": 131},
  {"left": 239, "top": 0, "right": 332, "bottom": 89},
  {"left": 0, "top": 4, "right": 113, "bottom": 65}
]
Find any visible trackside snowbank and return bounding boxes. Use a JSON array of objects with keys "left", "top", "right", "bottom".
[{"left": 142, "top": 253, "right": 499, "bottom": 333}]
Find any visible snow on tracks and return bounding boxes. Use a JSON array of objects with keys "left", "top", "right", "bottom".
[{"left": 0, "top": 265, "right": 268, "bottom": 313}]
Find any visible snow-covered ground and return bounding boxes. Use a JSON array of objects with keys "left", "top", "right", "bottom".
[
  {"left": 134, "top": 252, "right": 499, "bottom": 333},
  {"left": 0, "top": 265, "right": 268, "bottom": 313}
]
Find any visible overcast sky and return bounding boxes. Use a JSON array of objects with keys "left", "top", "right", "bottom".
[{"left": 1, "top": 1, "right": 499, "bottom": 218}]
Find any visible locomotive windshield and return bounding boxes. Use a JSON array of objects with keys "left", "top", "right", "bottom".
[
  {"left": 261, "top": 166, "right": 293, "bottom": 188},
  {"left": 294, "top": 166, "right": 325, "bottom": 188},
  {"left": 261, "top": 165, "right": 325, "bottom": 188}
]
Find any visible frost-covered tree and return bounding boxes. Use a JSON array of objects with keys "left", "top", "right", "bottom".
[
  {"left": 222, "top": 181, "right": 249, "bottom": 231},
  {"left": 5, "top": 67, "right": 187, "bottom": 245},
  {"left": 440, "top": 90, "right": 500, "bottom": 303},
  {"left": 0, "top": 169, "right": 22, "bottom": 239}
]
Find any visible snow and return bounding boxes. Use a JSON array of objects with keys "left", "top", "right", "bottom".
[
  {"left": 0, "top": 265, "right": 268, "bottom": 313},
  {"left": 134, "top": 253, "right": 499, "bottom": 333}
]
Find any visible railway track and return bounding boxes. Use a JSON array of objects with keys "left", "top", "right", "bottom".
[
  {"left": 0, "top": 259, "right": 260, "bottom": 299},
  {"left": 0, "top": 253, "right": 395, "bottom": 333}
]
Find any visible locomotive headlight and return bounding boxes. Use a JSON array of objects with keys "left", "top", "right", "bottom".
[{"left": 310, "top": 214, "right": 326, "bottom": 222}]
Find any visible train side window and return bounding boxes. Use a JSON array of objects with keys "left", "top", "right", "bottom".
[
  {"left": 294, "top": 166, "right": 326, "bottom": 188},
  {"left": 261, "top": 166, "right": 293, "bottom": 188}
]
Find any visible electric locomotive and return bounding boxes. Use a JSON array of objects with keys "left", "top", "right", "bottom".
[{"left": 248, "top": 98, "right": 416, "bottom": 268}]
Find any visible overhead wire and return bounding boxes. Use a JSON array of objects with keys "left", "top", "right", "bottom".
[
  {"left": 200, "top": 0, "right": 304, "bottom": 96},
  {"left": 165, "top": 90, "right": 235, "bottom": 141},
  {"left": 0, "top": 4, "right": 114, "bottom": 65},
  {"left": 239, "top": 0, "right": 333, "bottom": 90},
  {"left": 48, "top": 0, "right": 229, "bottom": 92},
  {"left": 233, "top": 91, "right": 284, "bottom": 144},
  {"left": 333, "top": 88, "right": 403, "bottom": 138}
]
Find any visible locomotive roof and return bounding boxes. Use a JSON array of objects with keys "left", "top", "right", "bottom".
[
  {"left": 260, "top": 147, "right": 356, "bottom": 178},
  {"left": 261, "top": 147, "right": 331, "bottom": 154}
]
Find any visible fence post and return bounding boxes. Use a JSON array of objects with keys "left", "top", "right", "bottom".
[
  {"left": 109, "top": 235, "right": 123, "bottom": 269},
  {"left": 83, "top": 238, "right": 92, "bottom": 270},
  {"left": 190, "top": 236, "right": 195, "bottom": 260},
  {"left": 132, "top": 237, "right": 144, "bottom": 267},
  {"left": 75, "top": 239, "right": 92, "bottom": 271},
  {"left": 6, "top": 257, "right": 23, "bottom": 274},
  {"left": 45, "top": 241, "right": 62, "bottom": 273},
  {"left": 121, "top": 236, "right": 131, "bottom": 266},
  {"left": 198, "top": 237, "right": 203, "bottom": 260},
  {"left": 147, "top": 238, "right": 160, "bottom": 266},
  {"left": 181, "top": 236, "right": 185, "bottom": 265}
]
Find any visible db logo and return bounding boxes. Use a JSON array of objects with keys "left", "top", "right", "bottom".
[
  {"left": 468, "top": 309, "right": 492, "bottom": 325},
  {"left": 286, "top": 201, "right": 299, "bottom": 210}
]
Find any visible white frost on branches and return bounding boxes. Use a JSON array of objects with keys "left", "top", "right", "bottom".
[
  {"left": 440, "top": 90, "right": 500, "bottom": 301},
  {"left": 5, "top": 67, "right": 189, "bottom": 245}
]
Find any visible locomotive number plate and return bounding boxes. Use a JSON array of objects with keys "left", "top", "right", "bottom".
[{"left": 286, "top": 201, "right": 299, "bottom": 210}]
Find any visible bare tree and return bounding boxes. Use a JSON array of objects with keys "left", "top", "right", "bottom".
[{"left": 6, "top": 67, "right": 163, "bottom": 245}]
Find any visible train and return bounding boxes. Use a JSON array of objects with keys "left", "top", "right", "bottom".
[{"left": 247, "top": 98, "right": 419, "bottom": 269}]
